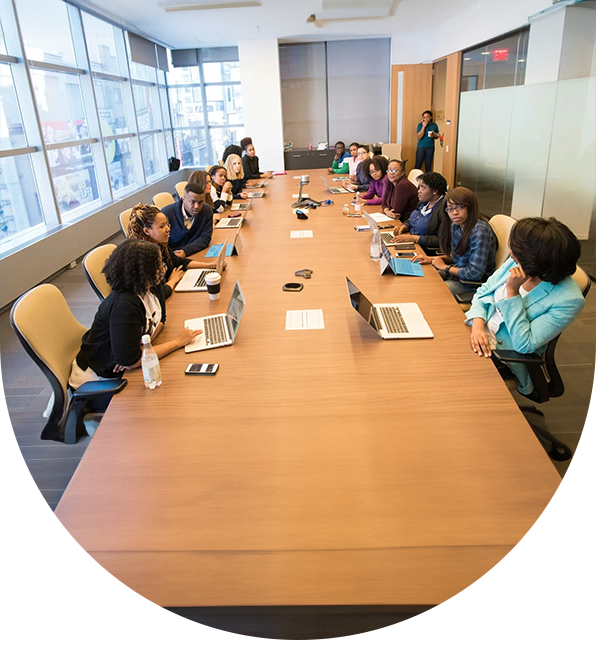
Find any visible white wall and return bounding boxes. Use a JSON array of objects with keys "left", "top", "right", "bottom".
[
  {"left": 238, "top": 39, "right": 285, "bottom": 172},
  {"left": 391, "top": 0, "right": 554, "bottom": 64}
]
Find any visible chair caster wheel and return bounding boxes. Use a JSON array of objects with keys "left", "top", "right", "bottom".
[{"left": 548, "top": 443, "right": 572, "bottom": 462}]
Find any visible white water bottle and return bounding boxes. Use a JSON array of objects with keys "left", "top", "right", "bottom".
[
  {"left": 141, "top": 334, "right": 162, "bottom": 389},
  {"left": 370, "top": 229, "right": 381, "bottom": 260},
  {"left": 354, "top": 191, "right": 362, "bottom": 213}
]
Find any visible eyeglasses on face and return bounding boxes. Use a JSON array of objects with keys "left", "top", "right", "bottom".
[
  {"left": 387, "top": 168, "right": 400, "bottom": 174},
  {"left": 446, "top": 204, "right": 467, "bottom": 213}
]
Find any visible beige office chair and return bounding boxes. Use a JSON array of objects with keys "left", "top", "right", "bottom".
[
  {"left": 175, "top": 181, "right": 187, "bottom": 199},
  {"left": 119, "top": 208, "right": 132, "bottom": 237},
  {"left": 490, "top": 214, "right": 517, "bottom": 268},
  {"left": 407, "top": 168, "right": 424, "bottom": 186},
  {"left": 152, "top": 191, "right": 175, "bottom": 210},
  {"left": 9, "top": 284, "right": 126, "bottom": 444},
  {"left": 381, "top": 143, "right": 402, "bottom": 160},
  {"left": 82, "top": 244, "right": 116, "bottom": 301}
]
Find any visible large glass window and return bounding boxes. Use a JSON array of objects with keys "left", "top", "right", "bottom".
[
  {"left": 105, "top": 137, "right": 135, "bottom": 193},
  {"left": 132, "top": 83, "right": 157, "bottom": 132},
  {"left": 0, "top": 64, "right": 28, "bottom": 149},
  {"left": 140, "top": 132, "right": 163, "bottom": 180},
  {"left": 169, "top": 86, "right": 204, "bottom": 127},
  {"left": 205, "top": 85, "right": 243, "bottom": 125},
  {"left": 461, "top": 28, "right": 530, "bottom": 92},
  {"left": 94, "top": 78, "right": 129, "bottom": 136},
  {"left": 173, "top": 129, "right": 209, "bottom": 168},
  {"left": 82, "top": 12, "right": 121, "bottom": 76},
  {"left": 203, "top": 61, "right": 240, "bottom": 83},
  {"left": 0, "top": 155, "right": 44, "bottom": 242},
  {"left": 16, "top": 0, "right": 78, "bottom": 66}
]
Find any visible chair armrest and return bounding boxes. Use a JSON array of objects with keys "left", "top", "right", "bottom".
[
  {"left": 72, "top": 379, "right": 128, "bottom": 398},
  {"left": 455, "top": 291, "right": 476, "bottom": 303},
  {"left": 493, "top": 350, "right": 543, "bottom": 366}
]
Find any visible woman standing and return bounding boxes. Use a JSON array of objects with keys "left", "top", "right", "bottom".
[
  {"left": 381, "top": 159, "right": 418, "bottom": 223},
  {"left": 415, "top": 110, "right": 439, "bottom": 172},
  {"left": 412, "top": 187, "right": 497, "bottom": 297}
]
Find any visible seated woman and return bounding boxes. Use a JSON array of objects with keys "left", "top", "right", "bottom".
[
  {"left": 381, "top": 159, "right": 418, "bottom": 222},
  {"left": 359, "top": 156, "right": 388, "bottom": 205},
  {"left": 209, "top": 165, "right": 234, "bottom": 209},
  {"left": 346, "top": 142, "right": 360, "bottom": 177},
  {"left": 127, "top": 203, "right": 216, "bottom": 299},
  {"left": 188, "top": 169, "right": 220, "bottom": 212},
  {"left": 343, "top": 144, "right": 372, "bottom": 192},
  {"left": 392, "top": 171, "right": 448, "bottom": 254},
  {"left": 221, "top": 143, "right": 243, "bottom": 164},
  {"left": 412, "top": 187, "right": 497, "bottom": 297},
  {"left": 327, "top": 141, "right": 350, "bottom": 175},
  {"left": 466, "top": 217, "right": 585, "bottom": 398},
  {"left": 69, "top": 239, "right": 202, "bottom": 389},
  {"left": 242, "top": 141, "right": 273, "bottom": 182},
  {"left": 224, "top": 154, "right": 248, "bottom": 199}
]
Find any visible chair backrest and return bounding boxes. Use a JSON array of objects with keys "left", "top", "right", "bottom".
[
  {"left": 407, "top": 168, "right": 423, "bottom": 186},
  {"left": 381, "top": 143, "right": 402, "bottom": 160},
  {"left": 152, "top": 192, "right": 175, "bottom": 210},
  {"left": 489, "top": 214, "right": 517, "bottom": 268},
  {"left": 175, "top": 181, "right": 187, "bottom": 199},
  {"left": 9, "top": 284, "right": 87, "bottom": 413},
  {"left": 571, "top": 265, "right": 591, "bottom": 298},
  {"left": 119, "top": 208, "right": 132, "bottom": 237},
  {"left": 82, "top": 244, "right": 116, "bottom": 301}
]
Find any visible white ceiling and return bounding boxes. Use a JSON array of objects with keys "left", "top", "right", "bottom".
[{"left": 72, "top": 0, "right": 482, "bottom": 50}]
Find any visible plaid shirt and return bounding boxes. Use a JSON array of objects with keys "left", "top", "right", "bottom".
[{"left": 451, "top": 219, "right": 496, "bottom": 282}]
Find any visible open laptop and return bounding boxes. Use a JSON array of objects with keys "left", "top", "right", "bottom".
[
  {"left": 185, "top": 279, "right": 246, "bottom": 352},
  {"left": 320, "top": 175, "right": 349, "bottom": 194},
  {"left": 379, "top": 240, "right": 424, "bottom": 277},
  {"left": 231, "top": 201, "right": 251, "bottom": 211},
  {"left": 362, "top": 210, "right": 406, "bottom": 246},
  {"left": 247, "top": 180, "right": 266, "bottom": 188},
  {"left": 175, "top": 239, "right": 228, "bottom": 292},
  {"left": 345, "top": 277, "right": 433, "bottom": 339},
  {"left": 246, "top": 190, "right": 265, "bottom": 198},
  {"left": 215, "top": 214, "right": 244, "bottom": 229}
]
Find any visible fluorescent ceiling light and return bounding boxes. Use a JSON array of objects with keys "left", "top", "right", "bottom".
[{"left": 160, "top": 1, "right": 261, "bottom": 11}]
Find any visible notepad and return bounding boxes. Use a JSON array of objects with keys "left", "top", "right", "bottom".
[
  {"left": 367, "top": 212, "right": 393, "bottom": 223},
  {"left": 286, "top": 310, "right": 325, "bottom": 330},
  {"left": 290, "top": 230, "right": 313, "bottom": 238},
  {"left": 205, "top": 243, "right": 233, "bottom": 258},
  {"left": 292, "top": 193, "right": 309, "bottom": 198}
]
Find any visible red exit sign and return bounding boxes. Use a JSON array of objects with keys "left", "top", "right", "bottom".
[{"left": 492, "top": 49, "right": 509, "bottom": 61}]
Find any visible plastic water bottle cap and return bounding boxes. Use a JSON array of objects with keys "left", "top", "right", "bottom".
[{"left": 141, "top": 334, "right": 151, "bottom": 344}]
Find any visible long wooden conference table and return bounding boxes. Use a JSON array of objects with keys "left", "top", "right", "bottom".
[{"left": 55, "top": 172, "right": 561, "bottom": 638}]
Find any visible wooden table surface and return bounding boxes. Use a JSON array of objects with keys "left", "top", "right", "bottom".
[{"left": 55, "top": 172, "right": 561, "bottom": 610}]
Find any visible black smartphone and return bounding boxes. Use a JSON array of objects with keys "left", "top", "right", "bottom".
[
  {"left": 396, "top": 252, "right": 415, "bottom": 258},
  {"left": 185, "top": 363, "right": 219, "bottom": 375}
]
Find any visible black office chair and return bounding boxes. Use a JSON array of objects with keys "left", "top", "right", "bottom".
[{"left": 493, "top": 266, "right": 591, "bottom": 461}]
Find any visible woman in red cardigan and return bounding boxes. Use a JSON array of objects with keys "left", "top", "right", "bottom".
[{"left": 381, "top": 159, "right": 418, "bottom": 225}]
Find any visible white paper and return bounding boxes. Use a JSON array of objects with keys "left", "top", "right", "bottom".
[
  {"left": 290, "top": 230, "right": 313, "bottom": 238},
  {"left": 292, "top": 208, "right": 309, "bottom": 214},
  {"left": 285, "top": 310, "right": 325, "bottom": 330},
  {"left": 292, "top": 193, "right": 309, "bottom": 198}
]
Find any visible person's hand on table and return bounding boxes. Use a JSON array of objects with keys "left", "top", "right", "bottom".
[
  {"left": 176, "top": 327, "right": 203, "bottom": 348},
  {"left": 392, "top": 233, "right": 419, "bottom": 243},
  {"left": 411, "top": 253, "right": 432, "bottom": 265},
  {"left": 506, "top": 264, "right": 529, "bottom": 297},
  {"left": 264, "top": 172, "right": 273, "bottom": 179},
  {"left": 470, "top": 320, "right": 492, "bottom": 358},
  {"left": 173, "top": 249, "right": 186, "bottom": 258},
  {"left": 240, "top": 191, "right": 248, "bottom": 199},
  {"left": 383, "top": 208, "right": 401, "bottom": 220},
  {"left": 167, "top": 266, "right": 185, "bottom": 286},
  {"left": 328, "top": 167, "right": 334, "bottom": 174},
  {"left": 112, "top": 363, "right": 129, "bottom": 373},
  {"left": 392, "top": 223, "right": 409, "bottom": 236}
]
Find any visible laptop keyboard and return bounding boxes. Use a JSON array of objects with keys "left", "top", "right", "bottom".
[
  {"left": 377, "top": 306, "right": 409, "bottom": 334},
  {"left": 193, "top": 271, "right": 208, "bottom": 288},
  {"left": 204, "top": 315, "right": 228, "bottom": 345},
  {"left": 227, "top": 218, "right": 242, "bottom": 227},
  {"left": 380, "top": 232, "right": 394, "bottom": 244}
]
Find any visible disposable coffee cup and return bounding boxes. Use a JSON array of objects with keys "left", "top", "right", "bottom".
[
  {"left": 205, "top": 272, "right": 221, "bottom": 300},
  {"left": 428, "top": 130, "right": 433, "bottom": 137}
]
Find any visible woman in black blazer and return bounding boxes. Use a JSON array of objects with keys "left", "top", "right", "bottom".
[{"left": 69, "top": 240, "right": 202, "bottom": 389}]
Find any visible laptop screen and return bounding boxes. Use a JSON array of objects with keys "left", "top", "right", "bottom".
[
  {"left": 226, "top": 280, "right": 246, "bottom": 341},
  {"left": 362, "top": 211, "right": 380, "bottom": 234},
  {"left": 346, "top": 277, "right": 375, "bottom": 328}
]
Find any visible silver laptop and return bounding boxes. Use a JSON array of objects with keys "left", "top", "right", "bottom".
[
  {"left": 247, "top": 180, "right": 266, "bottom": 188},
  {"left": 215, "top": 214, "right": 244, "bottom": 229},
  {"left": 185, "top": 280, "right": 246, "bottom": 352},
  {"left": 362, "top": 210, "right": 407, "bottom": 245},
  {"left": 345, "top": 277, "right": 433, "bottom": 339},
  {"left": 246, "top": 190, "right": 264, "bottom": 198},
  {"left": 231, "top": 201, "right": 251, "bottom": 211},
  {"left": 320, "top": 175, "right": 349, "bottom": 194},
  {"left": 175, "top": 239, "right": 228, "bottom": 292}
]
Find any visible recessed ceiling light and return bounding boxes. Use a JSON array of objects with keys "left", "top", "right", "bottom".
[
  {"left": 481, "top": 51, "right": 490, "bottom": 55},
  {"left": 518, "top": 59, "right": 525, "bottom": 62},
  {"left": 463, "top": 57, "right": 471, "bottom": 60}
]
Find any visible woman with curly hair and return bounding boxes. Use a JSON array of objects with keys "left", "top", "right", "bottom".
[
  {"left": 466, "top": 217, "right": 585, "bottom": 397},
  {"left": 223, "top": 153, "right": 248, "bottom": 199},
  {"left": 412, "top": 186, "right": 497, "bottom": 297},
  {"left": 126, "top": 203, "right": 216, "bottom": 298},
  {"left": 69, "top": 240, "right": 202, "bottom": 389}
]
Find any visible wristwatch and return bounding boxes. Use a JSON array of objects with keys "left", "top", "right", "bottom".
[{"left": 445, "top": 265, "right": 452, "bottom": 275}]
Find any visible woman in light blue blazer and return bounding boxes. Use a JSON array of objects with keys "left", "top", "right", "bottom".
[{"left": 465, "top": 217, "right": 585, "bottom": 397}]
